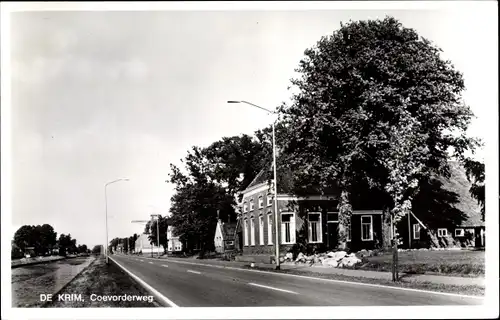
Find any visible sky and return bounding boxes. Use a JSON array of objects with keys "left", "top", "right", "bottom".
[{"left": 5, "top": 4, "right": 498, "bottom": 249}]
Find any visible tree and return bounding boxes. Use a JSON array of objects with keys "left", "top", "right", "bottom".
[
  {"left": 78, "top": 244, "right": 88, "bottom": 254},
  {"left": 168, "top": 134, "right": 269, "bottom": 254},
  {"left": 129, "top": 234, "right": 138, "bottom": 253},
  {"left": 92, "top": 245, "right": 103, "bottom": 255},
  {"left": 463, "top": 158, "right": 485, "bottom": 221},
  {"left": 13, "top": 225, "right": 35, "bottom": 254},
  {"left": 110, "top": 238, "right": 120, "bottom": 251},
  {"left": 279, "top": 16, "right": 478, "bottom": 249},
  {"left": 58, "top": 234, "right": 74, "bottom": 256},
  {"left": 37, "top": 224, "right": 57, "bottom": 256},
  {"left": 148, "top": 215, "right": 169, "bottom": 253}
]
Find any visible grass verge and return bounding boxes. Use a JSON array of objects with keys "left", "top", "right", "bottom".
[
  {"left": 244, "top": 265, "right": 485, "bottom": 297},
  {"left": 44, "top": 256, "right": 160, "bottom": 307},
  {"left": 356, "top": 250, "right": 485, "bottom": 277}
]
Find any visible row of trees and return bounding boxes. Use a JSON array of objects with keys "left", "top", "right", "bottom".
[
  {"left": 12, "top": 224, "right": 90, "bottom": 259},
  {"left": 109, "top": 234, "right": 139, "bottom": 254},
  {"left": 166, "top": 16, "right": 485, "bottom": 253}
]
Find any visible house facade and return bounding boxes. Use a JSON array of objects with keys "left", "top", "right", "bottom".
[
  {"left": 134, "top": 233, "right": 162, "bottom": 254},
  {"left": 393, "top": 161, "right": 485, "bottom": 250},
  {"left": 394, "top": 206, "right": 485, "bottom": 250},
  {"left": 235, "top": 166, "right": 385, "bottom": 260},
  {"left": 214, "top": 218, "right": 237, "bottom": 253},
  {"left": 235, "top": 161, "right": 484, "bottom": 260},
  {"left": 167, "top": 226, "right": 183, "bottom": 252}
]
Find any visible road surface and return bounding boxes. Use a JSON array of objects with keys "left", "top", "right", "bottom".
[{"left": 110, "top": 255, "right": 483, "bottom": 307}]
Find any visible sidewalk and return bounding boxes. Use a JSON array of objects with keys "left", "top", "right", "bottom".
[{"left": 139, "top": 254, "right": 485, "bottom": 287}]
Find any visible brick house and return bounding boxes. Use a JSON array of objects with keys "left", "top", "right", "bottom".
[
  {"left": 235, "top": 161, "right": 484, "bottom": 261},
  {"left": 234, "top": 164, "right": 384, "bottom": 262}
]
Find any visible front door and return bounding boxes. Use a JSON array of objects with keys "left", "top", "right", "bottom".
[{"left": 327, "top": 222, "right": 338, "bottom": 249}]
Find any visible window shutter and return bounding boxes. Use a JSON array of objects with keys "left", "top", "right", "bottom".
[{"left": 290, "top": 215, "right": 296, "bottom": 244}]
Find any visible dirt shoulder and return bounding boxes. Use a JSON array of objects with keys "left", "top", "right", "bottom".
[{"left": 44, "top": 256, "right": 160, "bottom": 308}]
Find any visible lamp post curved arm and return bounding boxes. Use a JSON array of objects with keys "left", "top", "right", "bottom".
[
  {"left": 105, "top": 178, "right": 129, "bottom": 264},
  {"left": 227, "top": 100, "right": 281, "bottom": 270}
]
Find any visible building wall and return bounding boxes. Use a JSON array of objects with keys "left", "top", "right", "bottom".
[
  {"left": 349, "top": 213, "right": 384, "bottom": 252},
  {"left": 168, "top": 238, "right": 183, "bottom": 252},
  {"left": 394, "top": 213, "right": 485, "bottom": 249},
  {"left": 239, "top": 185, "right": 339, "bottom": 256},
  {"left": 214, "top": 221, "right": 224, "bottom": 253}
]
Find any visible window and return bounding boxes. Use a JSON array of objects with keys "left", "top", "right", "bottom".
[
  {"left": 250, "top": 218, "right": 255, "bottom": 246},
  {"left": 437, "top": 228, "right": 448, "bottom": 237},
  {"left": 259, "top": 215, "right": 265, "bottom": 245},
  {"left": 455, "top": 228, "right": 465, "bottom": 237},
  {"left": 258, "top": 196, "right": 264, "bottom": 209},
  {"left": 243, "top": 219, "right": 249, "bottom": 246},
  {"left": 361, "top": 215, "right": 373, "bottom": 241},
  {"left": 267, "top": 194, "right": 273, "bottom": 206},
  {"left": 308, "top": 212, "right": 322, "bottom": 243},
  {"left": 281, "top": 212, "right": 296, "bottom": 244},
  {"left": 413, "top": 224, "right": 421, "bottom": 240},
  {"left": 243, "top": 202, "right": 248, "bottom": 213},
  {"left": 250, "top": 199, "right": 254, "bottom": 211},
  {"left": 346, "top": 223, "right": 351, "bottom": 242},
  {"left": 267, "top": 213, "right": 273, "bottom": 245},
  {"left": 327, "top": 212, "right": 339, "bottom": 222}
]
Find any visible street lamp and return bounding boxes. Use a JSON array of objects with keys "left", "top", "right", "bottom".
[
  {"left": 227, "top": 100, "right": 281, "bottom": 270},
  {"left": 105, "top": 178, "right": 129, "bottom": 264}
]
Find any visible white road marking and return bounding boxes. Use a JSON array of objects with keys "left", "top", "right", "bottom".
[
  {"left": 140, "top": 259, "right": 144, "bottom": 262},
  {"left": 187, "top": 269, "right": 201, "bottom": 274},
  {"left": 109, "top": 257, "right": 179, "bottom": 308},
  {"left": 149, "top": 261, "right": 153, "bottom": 264},
  {"left": 249, "top": 283, "right": 298, "bottom": 294},
  {"left": 162, "top": 264, "right": 168, "bottom": 268},
  {"left": 125, "top": 255, "right": 484, "bottom": 300}
]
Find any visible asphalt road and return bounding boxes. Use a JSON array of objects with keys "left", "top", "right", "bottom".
[{"left": 110, "top": 254, "right": 483, "bottom": 307}]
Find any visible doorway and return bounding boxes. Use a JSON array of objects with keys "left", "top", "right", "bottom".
[{"left": 327, "top": 222, "right": 338, "bottom": 250}]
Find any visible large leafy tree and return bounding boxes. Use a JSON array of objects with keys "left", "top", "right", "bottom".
[
  {"left": 13, "top": 224, "right": 58, "bottom": 256},
  {"left": 13, "top": 225, "right": 35, "bottom": 254},
  {"left": 168, "top": 134, "right": 268, "bottom": 253},
  {"left": 279, "top": 16, "right": 477, "bottom": 248},
  {"left": 37, "top": 224, "right": 58, "bottom": 255},
  {"left": 58, "top": 233, "right": 76, "bottom": 256}
]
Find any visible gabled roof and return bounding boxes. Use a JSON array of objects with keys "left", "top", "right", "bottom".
[
  {"left": 437, "top": 161, "right": 484, "bottom": 227},
  {"left": 245, "top": 163, "right": 272, "bottom": 190},
  {"left": 242, "top": 161, "right": 295, "bottom": 195}
]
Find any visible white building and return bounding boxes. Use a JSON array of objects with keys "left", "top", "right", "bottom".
[
  {"left": 167, "top": 226, "right": 183, "bottom": 252},
  {"left": 134, "top": 233, "right": 162, "bottom": 255}
]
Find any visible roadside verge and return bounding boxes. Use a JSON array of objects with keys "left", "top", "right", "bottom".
[
  {"left": 44, "top": 256, "right": 160, "bottom": 308},
  {"left": 109, "top": 256, "right": 178, "bottom": 307}
]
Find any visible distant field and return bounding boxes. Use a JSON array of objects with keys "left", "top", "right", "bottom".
[{"left": 357, "top": 250, "right": 485, "bottom": 276}]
